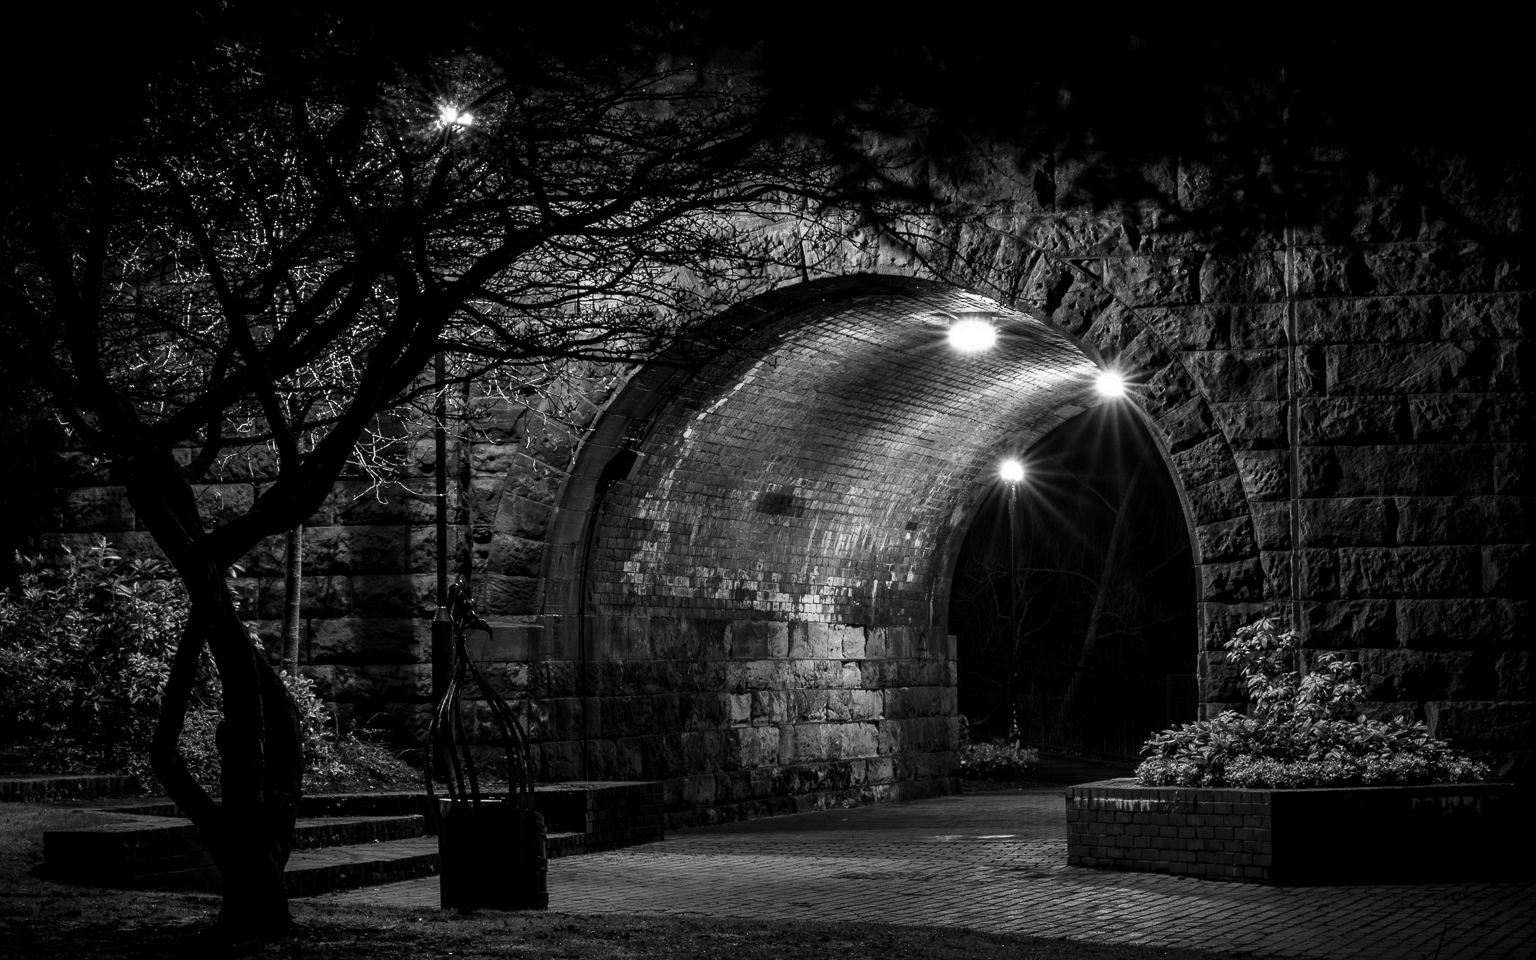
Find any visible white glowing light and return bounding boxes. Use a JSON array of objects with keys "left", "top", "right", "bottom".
[
  {"left": 999, "top": 459, "right": 1025, "bottom": 483},
  {"left": 1096, "top": 370, "right": 1126, "bottom": 398},
  {"left": 947, "top": 318, "right": 997, "bottom": 353},
  {"left": 437, "top": 103, "right": 475, "bottom": 128}
]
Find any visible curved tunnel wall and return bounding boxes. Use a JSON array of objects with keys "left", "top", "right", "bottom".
[
  {"left": 586, "top": 278, "right": 1102, "bottom": 627},
  {"left": 514, "top": 274, "right": 1239, "bottom": 820}
]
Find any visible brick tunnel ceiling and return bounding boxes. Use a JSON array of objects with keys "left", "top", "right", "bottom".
[{"left": 589, "top": 284, "right": 1109, "bottom": 629}]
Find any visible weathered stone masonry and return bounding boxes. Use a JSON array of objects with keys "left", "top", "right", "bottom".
[{"left": 20, "top": 155, "right": 1532, "bottom": 823}]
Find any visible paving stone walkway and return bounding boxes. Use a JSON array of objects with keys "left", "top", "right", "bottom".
[{"left": 315, "top": 787, "right": 1536, "bottom": 959}]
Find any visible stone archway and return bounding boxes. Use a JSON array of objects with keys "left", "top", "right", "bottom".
[{"left": 513, "top": 270, "right": 1255, "bottom": 818}]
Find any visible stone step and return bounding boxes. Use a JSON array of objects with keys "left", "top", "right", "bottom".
[
  {"left": 45, "top": 814, "right": 425, "bottom": 888},
  {"left": 105, "top": 782, "right": 666, "bottom": 846},
  {"left": 43, "top": 780, "right": 664, "bottom": 896},
  {"left": 283, "top": 836, "right": 439, "bottom": 897},
  {"left": 0, "top": 773, "right": 142, "bottom": 802},
  {"left": 283, "top": 831, "right": 582, "bottom": 897},
  {"left": 292, "top": 814, "right": 426, "bottom": 849}
]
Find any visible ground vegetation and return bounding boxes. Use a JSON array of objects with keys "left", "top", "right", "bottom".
[
  {"left": 1136, "top": 618, "right": 1490, "bottom": 788},
  {"left": 0, "top": 539, "right": 415, "bottom": 792}
]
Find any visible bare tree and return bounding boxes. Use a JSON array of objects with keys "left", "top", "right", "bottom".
[{"left": 1, "top": 13, "right": 846, "bottom": 936}]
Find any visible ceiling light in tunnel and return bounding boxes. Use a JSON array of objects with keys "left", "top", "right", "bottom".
[
  {"left": 1095, "top": 370, "right": 1127, "bottom": 398},
  {"left": 947, "top": 318, "right": 998, "bottom": 353},
  {"left": 999, "top": 459, "right": 1025, "bottom": 483}
]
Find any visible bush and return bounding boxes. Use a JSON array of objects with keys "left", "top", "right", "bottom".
[
  {"left": 957, "top": 719, "right": 1040, "bottom": 780},
  {"left": 958, "top": 740, "right": 1041, "bottom": 780},
  {"left": 1135, "top": 618, "right": 1489, "bottom": 789},
  {"left": 1, "top": 540, "right": 417, "bottom": 791},
  {"left": 279, "top": 669, "right": 417, "bottom": 790},
  {"left": 0, "top": 541, "right": 211, "bottom": 772}
]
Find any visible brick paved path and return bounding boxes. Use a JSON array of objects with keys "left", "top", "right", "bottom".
[{"left": 317, "top": 788, "right": 1535, "bottom": 959}]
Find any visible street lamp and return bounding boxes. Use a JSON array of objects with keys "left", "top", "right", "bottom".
[
  {"left": 1095, "top": 370, "right": 1126, "bottom": 398},
  {"left": 431, "top": 351, "right": 452, "bottom": 780},
  {"left": 1000, "top": 457, "right": 1023, "bottom": 744}
]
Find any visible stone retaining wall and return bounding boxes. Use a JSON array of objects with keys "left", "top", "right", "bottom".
[{"left": 461, "top": 616, "right": 958, "bottom": 826}]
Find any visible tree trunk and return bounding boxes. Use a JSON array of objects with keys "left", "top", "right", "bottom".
[
  {"left": 282, "top": 524, "right": 303, "bottom": 675},
  {"left": 129, "top": 450, "right": 304, "bottom": 940}
]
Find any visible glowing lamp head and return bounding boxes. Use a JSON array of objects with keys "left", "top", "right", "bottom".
[
  {"left": 947, "top": 318, "right": 997, "bottom": 353},
  {"left": 1095, "top": 370, "right": 1126, "bottom": 398},
  {"left": 437, "top": 103, "right": 475, "bottom": 128},
  {"left": 999, "top": 459, "right": 1025, "bottom": 484}
]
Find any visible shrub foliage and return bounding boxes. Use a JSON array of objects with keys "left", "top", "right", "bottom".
[
  {"left": 0, "top": 540, "right": 412, "bottom": 790},
  {"left": 956, "top": 718, "right": 1041, "bottom": 780},
  {"left": 1136, "top": 618, "right": 1489, "bottom": 788},
  {"left": 0, "top": 541, "right": 207, "bottom": 772}
]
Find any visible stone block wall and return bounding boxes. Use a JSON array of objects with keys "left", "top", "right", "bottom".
[
  {"left": 461, "top": 616, "right": 956, "bottom": 826},
  {"left": 1281, "top": 214, "right": 1531, "bottom": 753},
  {"left": 13, "top": 152, "right": 1532, "bottom": 820},
  {"left": 17, "top": 431, "right": 465, "bottom": 740}
]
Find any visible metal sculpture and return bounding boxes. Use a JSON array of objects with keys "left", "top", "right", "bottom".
[{"left": 425, "top": 580, "right": 547, "bottom": 909}]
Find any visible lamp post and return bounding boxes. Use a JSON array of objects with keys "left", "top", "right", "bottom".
[
  {"left": 998, "top": 458, "right": 1024, "bottom": 742},
  {"left": 431, "top": 351, "right": 452, "bottom": 779}
]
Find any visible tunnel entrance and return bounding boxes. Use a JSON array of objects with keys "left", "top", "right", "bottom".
[
  {"left": 519, "top": 273, "right": 1243, "bottom": 817},
  {"left": 949, "top": 404, "right": 1197, "bottom": 760}
]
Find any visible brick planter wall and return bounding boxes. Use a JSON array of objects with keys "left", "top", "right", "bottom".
[{"left": 1066, "top": 777, "right": 1530, "bottom": 884}]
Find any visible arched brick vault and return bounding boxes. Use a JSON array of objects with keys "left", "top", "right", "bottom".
[
  {"left": 546, "top": 273, "right": 1255, "bottom": 636},
  {"left": 449, "top": 189, "right": 1533, "bottom": 807},
  {"left": 468, "top": 259, "right": 1261, "bottom": 816}
]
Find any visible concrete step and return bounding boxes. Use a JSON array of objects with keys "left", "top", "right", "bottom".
[
  {"left": 105, "top": 781, "right": 666, "bottom": 835},
  {"left": 283, "top": 831, "right": 582, "bottom": 897},
  {"left": 283, "top": 836, "right": 439, "bottom": 897},
  {"left": 292, "top": 814, "right": 426, "bottom": 849},
  {"left": 45, "top": 814, "right": 425, "bottom": 888},
  {"left": 43, "top": 780, "right": 664, "bottom": 897},
  {"left": 0, "top": 773, "right": 142, "bottom": 802}
]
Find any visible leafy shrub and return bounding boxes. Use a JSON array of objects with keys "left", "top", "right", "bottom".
[
  {"left": 2, "top": 540, "right": 416, "bottom": 791},
  {"left": 125, "top": 704, "right": 225, "bottom": 787},
  {"left": 0, "top": 541, "right": 213, "bottom": 772},
  {"left": 958, "top": 740, "right": 1041, "bottom": 780},
  {"left": 957, "top": 719, "right": 1040, "bottom": 780},
  {"left": 1136, "top": 618, "right": 1489, "bottom": 789},
  {"left": 279, "top": 669, "right": 416, "bottom": 789}
]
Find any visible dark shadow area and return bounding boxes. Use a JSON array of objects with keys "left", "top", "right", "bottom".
[{"left": 950, "top": 405, "right": 1196, "bottom": 759}]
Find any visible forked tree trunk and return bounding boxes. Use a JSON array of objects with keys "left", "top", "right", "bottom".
[{"left": 128, "top": 450, "right": 304, "bottom": 939}]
